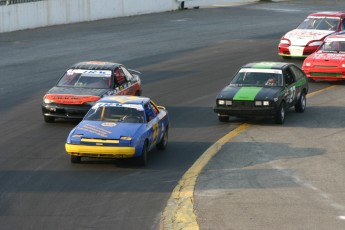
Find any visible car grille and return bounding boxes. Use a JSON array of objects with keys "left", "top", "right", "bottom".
[
  {"left": 310, "top": 72, "right": 342, "bottom": 77},
  {"left": 232, "top": 101, "right": 254, "bottom": 107},
  {"left": 313, "top": 65, "right": 338, "bottom": 68}
]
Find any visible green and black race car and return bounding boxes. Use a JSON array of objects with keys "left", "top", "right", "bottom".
[{"left": 214, "top": 62, "right": 308, "bottom": 124}]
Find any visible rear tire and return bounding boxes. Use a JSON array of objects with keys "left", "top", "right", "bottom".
[
  {"left": 137, "top": 141, "right": 148, "bottom": 166},
  {"left": 295, "top": 92, "right": 306, "bottom": 113},
  {"left": 44, "top": 116, "right": 55, "bottom": 123},
  {"left": 218, "top": 115, "right": 229, "bottom": 122},
  {"left": 71, "top": 155, "right": 81, "bottom": 163},
  {"left": 275, "top": 102, "right": 285, "bottom": 124}
]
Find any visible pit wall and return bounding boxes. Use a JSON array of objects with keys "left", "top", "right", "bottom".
[{"left": 0, "top": 0, "right": 258, "bottom": 33}]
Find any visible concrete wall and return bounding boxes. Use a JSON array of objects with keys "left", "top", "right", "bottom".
[{"left": 0, "top": 0, "right": 258, "bottom": 33}]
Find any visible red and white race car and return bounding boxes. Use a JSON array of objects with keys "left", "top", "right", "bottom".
[
  {"left": 278, "top": 11, "right": 345, "bottom": 58},
  {"left": 302, "top": 34, "right": 345, "bottom": 81}
]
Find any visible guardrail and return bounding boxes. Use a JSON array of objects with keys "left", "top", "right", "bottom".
[{"left": 0, "top": 0, "right": 44, "bottom": 5}]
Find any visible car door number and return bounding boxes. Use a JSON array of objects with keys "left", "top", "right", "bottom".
[{"left": 287, "top": 85, "right": 296, "bottom": 103}]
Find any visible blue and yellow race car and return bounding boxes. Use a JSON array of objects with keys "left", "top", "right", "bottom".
[{"left": 65, "top": 96, "right": 169, "bottom": 165}]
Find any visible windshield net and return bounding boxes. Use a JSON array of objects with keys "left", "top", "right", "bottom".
[
  {"left": 85, "top": 103, "right": 145, "bottom": 123},
  {"left": 320, "top": 40, "right": 345, "bottom": 52},
  {"left": 231, "top": 69, "right": 283, "bottom": 87},
  {"left": 57, "top": 69, "right": 112, "bottom": 89},
  {"left": 297, "top": 17, "right": 340, "bottom": 31}
]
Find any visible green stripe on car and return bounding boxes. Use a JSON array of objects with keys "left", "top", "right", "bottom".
[
  {"left": 251, "top": 62, "right": 278, "bottom": 69},
  {"left": 233, "top": 87, "right": 262, "bottom": 101},
  {"left": 310, "top": 72, "right": 342, "bottom": 77}
]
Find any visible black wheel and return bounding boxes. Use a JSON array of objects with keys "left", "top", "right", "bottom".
[
  {"left": 275, "top": 102, "right": 285, "bottom": 124},
  {"left": 137, "top": 141, "right": 148, "bottom": 166},
  {"left": 135, "top": 90, "right": 141, "bottom": 96},
  {"left": 295, "top": 92, "right": 306, "bottom": 113},
  {"left": 218, "top": 115, "right": 230, "bottom": 122},
  {"left": 71, "top": 155, "right": 81, "bottom": 163},
  {"left": 44, "top": 116, "right": 55, "bottom": 123},
  {"left": 157, "top": 130, "right": 168, "bottom": 150},
  {"left": 307, "top": 77, "right": 315, "bottom": 82},
  {"left": 180, "top": 1, "right": 185, "bottom": 9}
]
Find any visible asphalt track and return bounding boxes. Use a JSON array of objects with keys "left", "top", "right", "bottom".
[{"left": 1, "top": 1, "right": 345, "bottom": 230}]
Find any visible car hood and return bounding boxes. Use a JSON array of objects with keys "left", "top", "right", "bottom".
[
  {"left": 284, "top": 29, "right": 333, "bottom": 46},
  {"left": 45, "top": 87, "right": 109, "bottom": 104},
  {"left": 72, "top": 120, "right": 145, "bottom": 140},
  {"left": 305, "top": 51, "right": 345, "bottom": 67},
  {"left": 217, "top": 86, "right": 282, "bottom": 100},
  {"left": 47, "top": 86, "right": 109, "bottom": 96}
]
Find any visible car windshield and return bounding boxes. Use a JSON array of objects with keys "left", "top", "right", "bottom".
[
  {"left": 319, "top": 40, "right": 345, "bottom": 53},
  {"left": 57, "top": 69, "right": 112, "bottom": 89},
  {"left": 297, "top": 16, "right": 340, "bottom": 31},
  {"left": 85, "top": 103, "right": 145, "bottom": 123},
  {"left": 230, "top": 68, "right": 283, "bottom": 87}
]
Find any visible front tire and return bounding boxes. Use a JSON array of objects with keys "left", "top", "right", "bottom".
[
  {"left": 137, "top": 141, "right": 148, "bottom": 166},
  {"left": 218, "top": 115, "right": 230, "bottom": 122},
  {"left": 157, "top": 130, "right": 168, "bottom": 150},
  {"left": 295, "top": 92, "right": 306, "bottom": 113},
  {"left": 71, "top": 155, "right": 81, "bottom": 163},
  {"left": 44, "top": 116, "right": 55, "bottom": 123},
  {"left": 275, "top": 102, "right": 285, "bottom": 124}
]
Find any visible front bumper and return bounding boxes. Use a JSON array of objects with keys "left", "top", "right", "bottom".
[
  {"left": 304, "top": 68, "right": 345, "bottom": 81},
  {"left": 42, "top": 104, "right": 91, "bottom": 119},
  {"left": 214, "top": 106, "right": 277, "bottom": 117},
  {"left": 278, "top": 45, "right": 317, "bottom": 57},
  {"left": 65, "top": 144, "right": 136, "bottom": 158}
]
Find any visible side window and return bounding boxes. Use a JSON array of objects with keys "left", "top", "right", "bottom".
[
  {"left": 114, "top": 67, "right": 127, "bottom": 87},
  {"left": 284, "top": 67, "right": 296, "bottom": 85},
  {"left": 342, "top": 19, "right": 345, "bottom": 30},
  {"left": 121, "top": 67, "right": 134, "bottom": 82},
  {"left": 289, "top": 65, "right": 305, "bottom": 81},
  {"left": 144, "top": 103, "right": 157, "bottom": 122}
]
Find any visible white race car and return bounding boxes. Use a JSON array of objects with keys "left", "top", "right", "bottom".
[{"left": 278, "top": 11, "right": 345, "bottom": 58}]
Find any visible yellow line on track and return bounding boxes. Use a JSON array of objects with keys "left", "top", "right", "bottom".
[
  {"left": 160, "top": 85, "right": 337, "bottom": 230},
  {"left": 306, "top": 85, "right": 337, "bottom": 98}
]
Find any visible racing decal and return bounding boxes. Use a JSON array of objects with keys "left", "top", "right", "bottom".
[
  {"left": 250, "top": 62, "right": 284, "bottom": 70},
  {"left": 66, "top": 69, "right": 112, "bottom": 77},
  {"left": 239, "top": 68, "right": 282, "bottom": 74},
  {"left": 92, "top": 102, "right": 144, "bottom": 111},
  {"left": 78, "top": 124, "right": 112, "bottom": 138},
  {"left": 233, "top": 87, "right": 262, "bottom": 101},
  {"left": 286, "top": 29, "right": 332, "bottom": 41},
  {"left": 101, "top": 123, "right": 117, "bottom": 127},
  {"left": 313, "top": 52, "right": 345, "bottom": 61},
  {"left": 286, "top": 86, "right": 296, "bottom": 103},
  {"left": 44, "top": 94, "right": 100, "bottom": 105},
  {"left": 151, "top": 123, "right": 159, "bottom": 147},
  {"left": 102, "top": 96, "right": 140, "bottom": 105}
]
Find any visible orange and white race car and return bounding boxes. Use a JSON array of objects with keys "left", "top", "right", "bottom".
[{"left": 42, "top": 61, "right": 142, "bottom": 122}]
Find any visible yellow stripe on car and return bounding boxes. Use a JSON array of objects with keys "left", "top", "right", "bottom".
[{"left": 65, "top": 144, "right": 135, "bottom": 157}]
